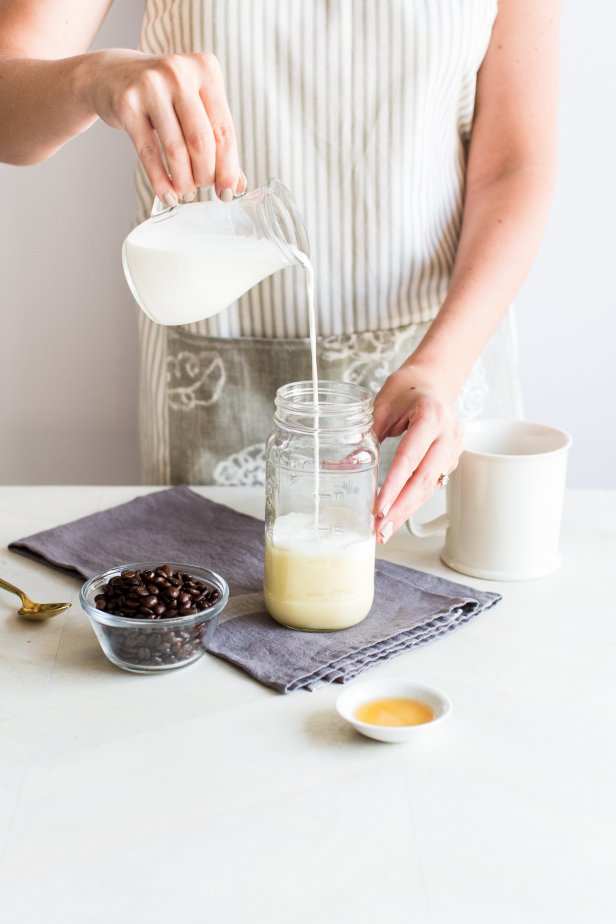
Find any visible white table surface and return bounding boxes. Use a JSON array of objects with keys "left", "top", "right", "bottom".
[{"left": 0, "top": 486, "right": 614, "bottom": 924}]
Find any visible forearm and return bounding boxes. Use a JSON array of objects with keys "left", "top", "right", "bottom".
[
  {"left": 0, "top": 52, "right": 99, "bottom": 164},
  {"left": 405, "top": 0, "right": 561, "bottom": 404},
  {"left": 407, "top": 161, "right": 555, "bottom": 401},
  {"left": 1, "top": 39, "right": 244, "bottom": 203}
]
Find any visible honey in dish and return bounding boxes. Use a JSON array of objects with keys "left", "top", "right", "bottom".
[{"left": 355, "top": 697, "right": 435, "bottom": 727}]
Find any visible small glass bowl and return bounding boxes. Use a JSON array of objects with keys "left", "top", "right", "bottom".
[{"left": 80, "top": 562, "right": 229, "bottom": 674}]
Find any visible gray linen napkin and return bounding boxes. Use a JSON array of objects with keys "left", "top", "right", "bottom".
[{"left": 9, "top": 486, "right": 501, "bottom": 692}]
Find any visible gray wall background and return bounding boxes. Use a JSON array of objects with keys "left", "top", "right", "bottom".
[{"left": 0, "top": 2, "right": 613, "bottom": 486}]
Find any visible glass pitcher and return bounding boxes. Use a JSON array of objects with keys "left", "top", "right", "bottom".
[
  {"left": 264, "top": 381, "right": 380, "bottom": 632},
  {"left": 122, "top": 179, "right": 309, "bottom": 326}
]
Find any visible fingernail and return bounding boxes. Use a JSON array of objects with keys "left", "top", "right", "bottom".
[
  {"left": 183, "top": 190, "right": 197, "bottom": 202},
  {"left": 163, "top": 191, "right": 178, "bottom": 208},
  {"left": 379, "top": 501, "right": 391, "bottom": 518},
  {"left": 219, "top": 188, "right": 233, "bottom": 203},
  {"left": 380, "top": 521, "right": 394, "bottom": 543}
]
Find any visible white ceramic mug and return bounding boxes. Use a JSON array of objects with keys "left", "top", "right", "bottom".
[{"left": 407, "top": 419, "right": 572, "bottom": 581}]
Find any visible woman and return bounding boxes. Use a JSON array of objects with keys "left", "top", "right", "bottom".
[{"left": 0, "top": 0, "right": 560, "bottom": 541}]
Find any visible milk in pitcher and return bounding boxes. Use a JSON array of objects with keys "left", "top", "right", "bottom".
[{"left": 123, "top": 201, "right": 292, "bottom": 326}]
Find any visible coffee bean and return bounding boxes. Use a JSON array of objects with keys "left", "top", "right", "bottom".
[{"left": 96, "top": 564, "right": 221, "bottom": 668}]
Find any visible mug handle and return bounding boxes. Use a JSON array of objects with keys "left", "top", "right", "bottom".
[{"left": 406, "top": 512, "right": 449, "bottom": 538}]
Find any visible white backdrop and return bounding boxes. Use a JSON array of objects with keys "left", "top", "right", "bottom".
[{"left": 0, "top": 2, "right": 614, "bottom": 487}]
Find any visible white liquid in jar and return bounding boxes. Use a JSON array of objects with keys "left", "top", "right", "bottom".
[{"left": 264, "top": 511, "right": 376, "bottom": 631}]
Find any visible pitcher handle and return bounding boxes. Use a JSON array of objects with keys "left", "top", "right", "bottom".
[{"left": 406, "top": 512, "right": 449, "bottom": 539}]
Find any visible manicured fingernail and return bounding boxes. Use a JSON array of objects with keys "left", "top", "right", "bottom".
[
  {"left": 163, "top": 191, "right": 178, "bottom": 208},
  {"left": 183, "top": 190, "right": 197, "bottom": 202},
  {"left": 380, "top": 521, "right": 394, "bottom": 543},
  {"left": 379, "top": 501, "right": 391, "bottom": 518},
  {"left": 219, "top": 188, "right": 233, "bottom": 203}
]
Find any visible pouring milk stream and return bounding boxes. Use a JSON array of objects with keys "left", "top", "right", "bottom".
[{"left": 122, "top": 181, "right": 377, "bottom": 630}]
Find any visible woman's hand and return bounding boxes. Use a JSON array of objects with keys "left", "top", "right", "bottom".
[
  {"left": 372, "top": 366, "right": 464, "bottom": 543},
  {"left": 75, "top": 49, "right": 246, "bottom": 205}
]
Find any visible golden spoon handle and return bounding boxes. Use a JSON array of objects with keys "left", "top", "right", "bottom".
[{"left": 0, "top": 577, "right": 28, "bottom": 606}]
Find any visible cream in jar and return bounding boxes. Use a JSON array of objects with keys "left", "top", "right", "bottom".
[{"left": 264, "top": 509, "right": 376, "bottom": 631}]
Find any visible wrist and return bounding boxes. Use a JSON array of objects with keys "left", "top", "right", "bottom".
[
  {"left": 70, "top": 51, "right": 102, "bottom": 114},
  {"left": 404, "top": 307, "right": 481, "bottom": 402},
  {"left": 399, "top": 354, "right": 460, "bottom": 406}
]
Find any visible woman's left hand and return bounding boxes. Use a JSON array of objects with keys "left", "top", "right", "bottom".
[{"left": 372, "top": 365, "right": 464, "bottom": 543}]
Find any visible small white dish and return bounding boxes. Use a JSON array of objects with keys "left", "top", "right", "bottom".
[{"left": 336, "top": 678, "right": 452, "bottom": 743}]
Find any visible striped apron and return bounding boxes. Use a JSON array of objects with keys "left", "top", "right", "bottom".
[{"left": 136, "top": 0, "right": 522, "bottom": 484}]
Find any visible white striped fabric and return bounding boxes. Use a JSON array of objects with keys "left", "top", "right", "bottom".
[{"left": 136, "top": 0, "right": 499, "bottom": 339}]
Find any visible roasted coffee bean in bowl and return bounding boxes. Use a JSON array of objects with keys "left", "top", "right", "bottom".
[{"left": 80, "top": 563, "right": 229, "bottom": 673}]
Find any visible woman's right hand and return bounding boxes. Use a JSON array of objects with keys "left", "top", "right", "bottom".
[{"left": 75, "top": 49, "right": 246, "bottom": 206}]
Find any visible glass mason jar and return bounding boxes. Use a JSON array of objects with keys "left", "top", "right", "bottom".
[
  {"left": 264, "top": 381, "right": 380, "bottom": 632},
  {"left": 122, "top": 178, "right": 310, "bottom": 326}
]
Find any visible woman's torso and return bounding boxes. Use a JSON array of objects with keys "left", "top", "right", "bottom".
[{"left": 137, "top": 0, "right": 498, "bottom": 339}]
